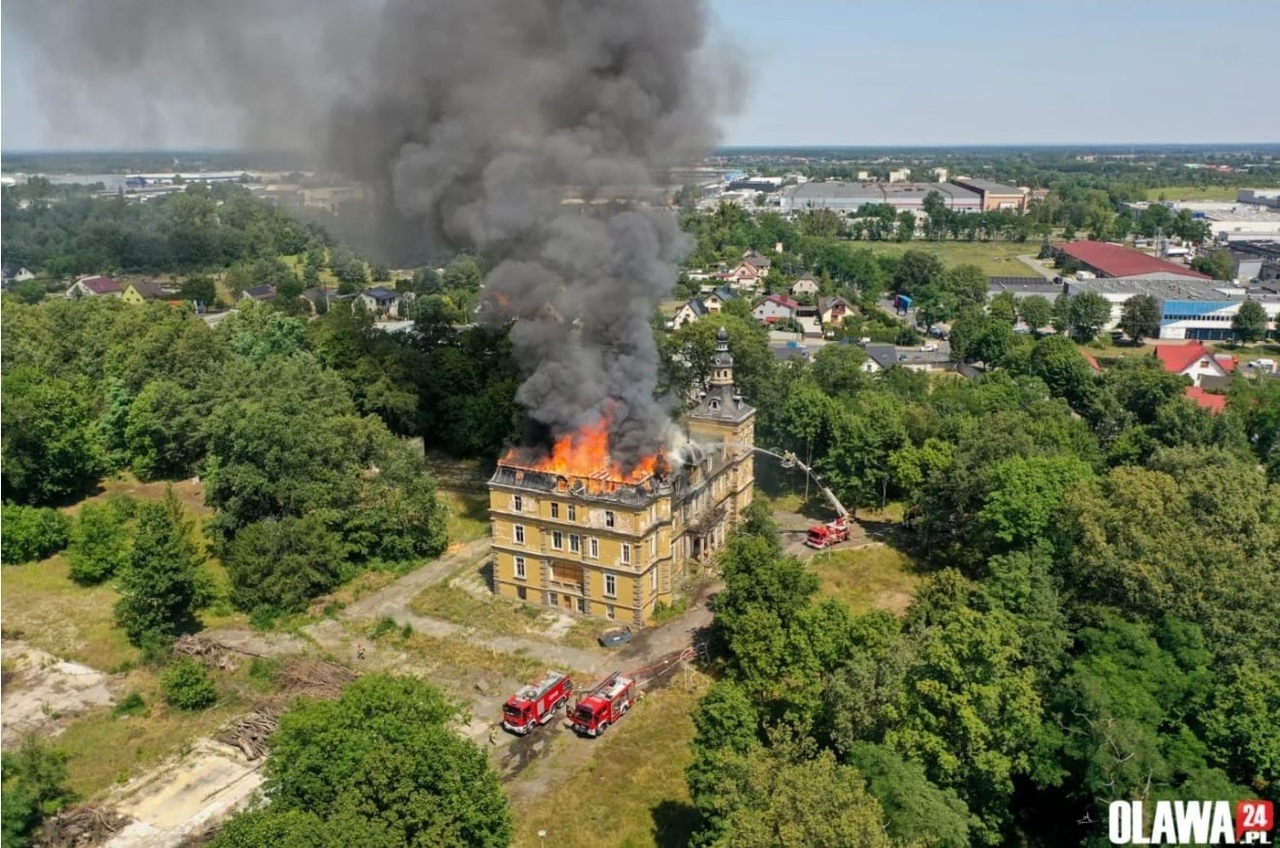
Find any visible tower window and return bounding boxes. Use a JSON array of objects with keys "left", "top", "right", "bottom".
[
  {"left": 512, "top": 495, "right": 523, "bottom": 512},
  {"left": 605, "top": 510, "right": 615, "bottom": 528},
  {"left": 550, "top": 503, "right": 559, "bottom": 519},
  {"left": 709, "top": 399, "right": 720, "bottom": 410},
  {"left": 568, "top": 504, "right": 577, "bottom": 521}
]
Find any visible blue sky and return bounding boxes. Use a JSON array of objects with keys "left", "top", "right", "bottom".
[{"left": 3, "top": 1, "right": 1279, "bottom": 150}]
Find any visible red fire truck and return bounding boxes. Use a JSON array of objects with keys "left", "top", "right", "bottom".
[
  {"left": 805, "top": 517, "right": 850, "bottom": 550},
  {"left": 502, "top": 670, "right": 574, "bottom": 735},
  {"left": 569, "top": 671, "right": 636, "bottom": 738}
]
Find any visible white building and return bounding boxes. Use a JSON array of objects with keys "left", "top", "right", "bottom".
[{"left": 1067, "top": 277, "right": 1280, "bottom": 341}]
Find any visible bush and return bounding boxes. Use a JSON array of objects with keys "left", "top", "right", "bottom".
[
  {"left": 0, "top": 504, "right": 71, "bottom": 564},
  {"left": 111, "top": 691, "right": 148, "bottom": 719},
  {"left": 161, "top": 658, "right": 218, "bottom": 711},
  {"left": 1, "top": 736, "right": 76, "bottom": 845},
  {"left": 66, "top": 499, "right": 135, "bottom": 583}
]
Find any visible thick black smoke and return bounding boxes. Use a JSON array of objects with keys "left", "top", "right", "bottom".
[{"left": 7, "top": 0, "right": 739, "bottom": 466}]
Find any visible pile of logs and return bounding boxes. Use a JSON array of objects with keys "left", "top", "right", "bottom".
[
  {"left": 172, "top": 635, "right": 238, "bottom": 671},
  {"left": 277, "top": 658, "right": 356, "bottom": 699},
  {"left": 36, "top": 806, "right": 130, "bottom": 847},
  {"left": 220, "top": 707, "right": 280, "bottom": 761}
]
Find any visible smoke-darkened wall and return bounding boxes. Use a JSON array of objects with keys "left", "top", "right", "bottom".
[{"left": 7, "top": 0, "right": 740, "bottom": 465}]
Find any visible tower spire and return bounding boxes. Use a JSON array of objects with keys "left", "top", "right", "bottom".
[{"left": 709, "top": 326, "right": 734, "bottom": 387}]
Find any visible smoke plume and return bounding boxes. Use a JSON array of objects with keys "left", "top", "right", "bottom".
[{"left": 7, "top": 0, "right": 740, "bottom": 466}]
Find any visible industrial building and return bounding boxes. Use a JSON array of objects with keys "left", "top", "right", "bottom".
[
  {"left": 1065, "top": 276, "right": 1280, "bottom": 341},
  {"left": 1052, "top": 241, "right": 1212, "bottom": 281},
  {"left": 1124, "top": 191, "right": 1280, "bottom": 243},
  {"left": 778, "top": 181, "right": 981, "bottom": 216},
  {"left": 1231, "top": 242, "right": 1280, "bottom": 283},
  {"left": 949, "top": 177, "right": 1028, "bottom": 212},
  {"left": 488, "top": 329, "right": 755, "bottom": 626}
]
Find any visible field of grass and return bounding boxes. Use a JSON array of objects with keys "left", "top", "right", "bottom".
[
  {"left": 409, "top": 581, "right": 550, "bottom": 638},
  {"left": 512, "top": 675, "right": 708, "bottom": 848},
  {"left": 808, "top": 544, "right": 924, "bottom": 616},
  {"left": 439, "top": 489, "right": 492, "bottom": 543},
  {"left": 857, "top": 241, "right": 1042, "bottom": 277},
  {"left": 1145, "top": 186, "right": 1240, "bottom": 202},
  {"left": 386, "top": 627, "right": 544, "bottom": 681},
  {"left": 280, "top": 252, "right": 341, "bottom": 288}
]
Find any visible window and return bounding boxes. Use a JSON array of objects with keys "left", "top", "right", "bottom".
[
  {"left": 514, "top": 525, "right": 525, "bottom": 545},
  {"left": 552, "top": 530, "right": 563, "bottom": 550},
  {"left": 513, "top": 495, "right": 523, "bottom": 512},
  {"left": 605, "top": 510, "right": 615, "bottom": 528},
  {"left": 577, "top": 597, "right": 587, "bottom": 614},
  {"left": 650, "top": 535, "right": 657, "bottom": 557},
  {"left": 605, "top": 574, "right": 617, "bottom": 597},
  {"left": 550, "top": 503, "right": 559, "bottom": 519},
  {"left": 651, "top": 567, "right": 658, "bottom": 592},
  {"left": 568, "top": 504, "right": 577, "bottom": 522},
  {"left": 517, "top": 586, "right": 527, "bottom": 601},
  {"left": 514, "top": 556, "right": 526, "bottom": 579},
  {"left": 589, "top": 538, "right": 599, "bottom": 559},
  {"left": 569, "top": 534, "right": 580, "bottom": 553},
  {"left": 621, "top": 544, "right": 631, "bottom": 565},
  {"left": 549, "top": 592, "right": 558, "bottom": 607},
  {"left": 607, "top": 605, "right": 616, "bottom": 620}
]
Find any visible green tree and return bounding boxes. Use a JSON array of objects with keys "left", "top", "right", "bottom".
[
  {"left": 841, "top": 742, "right": 971, "bottom": 848},
  {"left": 1066, "top": 291, "right": 1113, "bottom": 342},
  {"left": 13, "top": 279, "right": 45, "bottom": 304},
  {"left": 442, "top": 255, "right": 483, "bottom": 293},
  {"left": 1117, "top": 293, "right": 1162, "bottom": 343},
  {"left": 809, "top": 344, "right": 868, "bottom": 397},
  {"left": 179, "top": 275, "right": 219, "bottom": 308},
  {"left": 976, "top": 454, "right": 1094, "bottom": 555},
  {"left": 690, "top": 737, "right": 890, "bottom": 848},
  {"left": 1190, "top": 248, "right": 1236, "bottom": 281},
  {"left": 216, "top": 675, "right": 511, "bottom": 848},
  {"left": 124, "top": 380, "right": 198, "bottom": 480},
  {"left": 224, "top": 515, "right": 345, "bottom": 615},
  {"left": 988, "top": 291, "right": 1018, "bottom": 325},
  {"left": 1231, "top": 299, "right": 1268, "bottom": 344},
  {"left": 66, "top": 498, "right": 135, "bottom": 584},
  {"left": 114, "top": 489, "right": 209, "bottom": 650},
  {"left": 1, "top": 736, "right": 76, "bottom": 848},
  {"left": 0, "top": 505, "right": 71, "bottom": 565},
  {"left": 892, "top": 251, "right": 945, "bottom": 298},
  {"left": 161, "top": 657, "right": 218, "bottom": 710},
  {"left": 1017, "top": 294, "right": 1053, "bottom": 335},
  {"left": 1, "top": 367, "right": 106, "bottom": 505}
]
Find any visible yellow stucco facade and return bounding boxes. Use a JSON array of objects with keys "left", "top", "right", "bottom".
[{"left": 489, "top": 328, "right": 755, "bottom": 626}]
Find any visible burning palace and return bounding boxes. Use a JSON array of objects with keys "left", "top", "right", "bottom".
[{"left": 490, "top": 329, "right": 754, "bottom": 626}]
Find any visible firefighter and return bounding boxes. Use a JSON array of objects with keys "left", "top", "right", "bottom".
[
  {"left": 489, "top": 725, "right": 499, "bottom": 746},
  {"left": 357, "top": 644, "right": 365, "bottom": 661}
]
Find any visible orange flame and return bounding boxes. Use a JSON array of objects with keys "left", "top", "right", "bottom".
[{"left": 501, "top": 417, "right": 664, "bottom": 485}]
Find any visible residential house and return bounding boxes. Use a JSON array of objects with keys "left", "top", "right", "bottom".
[
  {"left": 122, "top": 281, "right": 171, "bottom": 304},
  {"left": 741, "top": 249, "right": 772, "bottom": 278},
  {"left": 356, "top": 286, "right": 403, "bottom": 317},
  {"left": 860, "top": 344, "right": 900, "bottom": 373},
  {"left": 68, "top": 276, "right": 123, "bottom": 298},
  {"left": 671, "top": 298, "right": 709, "bottom": 330},
  {"left": 752, "top": 294, "right": 799, "bottom": 324},
  {"left": 1153, "top": 341, "right": 1236, "bottom": 387},
  {"left": 2, "top": 264, "right": 35, "bottom": 285},
  {"left": 241, "top": 284, "right": 277, "bottom": 302},
  {"left": 818, "top": 295, "right": 855, "bottom": 328},
  {"left": 1185, "top": 385, "right": 1227, "bottom": 414},
  {"left": 720, "top": 262, "right": 764, "bottom": 292},
  {"left": 790, "top": 275, "right": 820, "bottom": 298},
  {"left": 300, "top": 288, "right": 334, "bottom": 315},
  {"left": 701, "top": 287, "right": 738, "bottom": 315}
]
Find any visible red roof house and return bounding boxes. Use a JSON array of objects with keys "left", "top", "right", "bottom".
[
  {"left": 1054, "top": 241, "right": 1211, "bottom": 280},
  {"left": 69, "top": 275, "right": 123, "bottom": 297},
  {"left": 1154, "top": 342, "right": 1232, "bottom": 387},
  {"left": 1184, "top": 386, "right": 1227, "bottom": 414}
]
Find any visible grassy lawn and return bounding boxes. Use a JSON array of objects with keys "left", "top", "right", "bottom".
[
  {"left": 410, "top": 581, "right": 551, "bottom": 638},
  {"left": 280, "top": 252, "right": 341, "bottom": 288},
  {"left": 382, "top": 627, "right": 544, "bottom": 681},
  {"left": 1145, "top": 186, "right": 1240, "bottom": 202},
  {"left": 439, "top": 489, "right": 492, "bottom": 543},
  {"left": 808, "top": 544, "right": 924, "bottom": 616},
  {"left": 1, "top": 556, "right": 139, "bottom": 672},
  {"left": 513, "top": 676, "right": 708, "bottom": 848},
  {"left": 857, "top": 241, "right": 1042, "bottom": 277}
]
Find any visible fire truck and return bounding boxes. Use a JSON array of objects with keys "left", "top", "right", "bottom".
[
  {"left": 778, "top": 452, "right": 854, "bottom": 551},
  {"left": 502, "top": 670, "right": 574, "bottom": 735},
  {"left": 569, "top": 671, "right": 636, "bottom": 738}
]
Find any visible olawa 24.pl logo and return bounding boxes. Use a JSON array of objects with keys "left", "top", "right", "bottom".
[{"left": 1109, "top": 800, "right": 1274, "bottom": 845}]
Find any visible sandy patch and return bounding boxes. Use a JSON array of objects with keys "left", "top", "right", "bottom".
[{"left": 1, "top": 640, "right": 115, "bottom": 745}]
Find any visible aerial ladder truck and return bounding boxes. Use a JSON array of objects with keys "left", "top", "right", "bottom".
[{"left": 778, "top": 451, "right": 854, "bottom": 550}]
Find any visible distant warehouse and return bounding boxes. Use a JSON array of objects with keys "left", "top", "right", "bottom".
[{"left": 778, "top": 181, "right": 981, "bottom": 216}]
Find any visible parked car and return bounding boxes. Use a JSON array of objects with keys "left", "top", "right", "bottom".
[
  {"left": 920, "top": 343, "right": 939, "bottom": 352},
  {"left": 598, "top": 626, "right": 633, "bottom": 649}
]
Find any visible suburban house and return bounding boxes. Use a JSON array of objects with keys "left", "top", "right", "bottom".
[
  {"left": 741, "top": 249, "right": 772, "bottom": 277},
  {"left": 860, "top": 344, "right": 900, "bottom": 373},
  {"left": 241, "top": 284, "right": 277, "bottom": 302},
  {"left": 300, "top": 288, "right": 332, "bottom": 314},
  {"left": 122, "top": 281, "right": 172, "bottom": 304},
  {"left": 752, "top": 294, "right": 799, "bottom": 324},
  {"left": 2, "top": 264, "right": 35, "bottom": 284},
  {"left": 671, "top": 298, "right": 709, "bottom": 330},
  {"left": 720, "top": 262, "right": 765, "bottom": 292},
  {"left": 356, "top": 286, "right": 403, "bottom": 317},
  {"left": 68, "top": 276, "right": 123, "bottom": 298},
  {"left": 701, "top": 287, "right": 738, "bottom": 315},
  {"left": 818, "top": 295, "right": 855, "bottom": 327},
  {"left": 1154, "top": 341, "right": 1236, "bottom": 387},
  {"left": 790, "top": 275, "right": 820, "bottom": 298}
]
